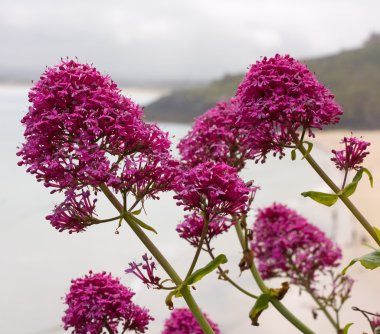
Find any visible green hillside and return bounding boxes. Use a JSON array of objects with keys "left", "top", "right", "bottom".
[{"left": 145, "top": 40, "right": 380, "bottom": 129}]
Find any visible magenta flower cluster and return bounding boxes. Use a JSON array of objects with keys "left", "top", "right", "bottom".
[
  {"left": 371, "top": 314, "right": 380, "bottom": 332},
  {"left": 162, "top": 308, "right": 221, "bottom": 334},
  {"left": 173, "top": 162, "right": 255, "bottom": 218},
  {"left": 251, "top": 203, "right": 342, "bottom": 283},
  {"left": 17, "top": 59, "right": 177, "bottom": 232},
  {"left": 178, "top": 98, "right": 253, "bottom": 171},
  {"left": 235, "top": 54, "right": 343, "bottom": 163},
  {"left": 331, "top": 136, "right": 370, "bottom": 171},
  {"left": 176, "top": 212, "right": 233, "bottom": 247},
  {"left": 62, "top": 271, "right": 153, "bottom": 334},
  {"left": 125, "top": 254, "right": 161, "bottom": 289},
  {"left": 46, "top": 189, "right": 97, "bottom": 233}
]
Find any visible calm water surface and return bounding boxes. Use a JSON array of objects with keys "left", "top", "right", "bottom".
[{"left": 0, "top": 86, "right": 353, "bottom": 333}]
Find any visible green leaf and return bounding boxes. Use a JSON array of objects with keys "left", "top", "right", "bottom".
[
  {"left": 342, "top": 167, "right": 374, "bottom": 198},
  {"left": 269, "top": 282, "right": 289, "bottom": 300},
  {"left": 342, "top": 322, "right": 353, "bottom": 334},
  {"left": 374, "top": 226, "right": 380, "bottom": 240},
  {"left": 301, "top": 191, "right": 339, "bottom": 207},
  {"left": 362, "top": 168, "right": 374, "bottom": 187},
  {"left": 131, "top": 208, "right": 142, "bottom": 215},
  {"left": 249, "top": 293, "right": 271, "bottom": 326},
  {"left": 302, "top": 141, "right": 313, "bottom": 159},
  {"left": 125, "top": 212, "right": 158, "bottom": 234},
  {"left": 291, "top": 149, "right": 296, "bottom": 161},
  {"left": 342, "top": 180, "right": 359, "bottom": 198},
  {"left": 165, "top": 290, "right": 176, "bottom": 310},
  {"left": 342, "top": 248, "right": 380, "bottom": 274},
  {"left": 185, "top": 254, "right": 228, "bottom": 286}
]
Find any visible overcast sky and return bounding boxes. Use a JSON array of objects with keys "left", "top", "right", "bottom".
[{"left": 1, "top": 0, "right": 380, "bottom": 83}]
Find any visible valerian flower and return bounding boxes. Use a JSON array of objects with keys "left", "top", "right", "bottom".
[
  {"left": 173, "top": 162, "right": 256, "bottom": 218},
  {"left": 17, "top": 59, "right": 176, "bottom": 197},
  {"left": 46, "top": 189, "right": 97, "bottom": 233},
  {"left": 125, "top": 254, "right": 161, "bottom": 289},
  {"left": 371, "top": 314, "right": 380, "bottom": 333},
  {"left": 18, "top": 59, "right": 179, "bottom": 232},
  {"left": 236, "top": 54, "right": 343, "bottom": 163},
  {"left": 251, "top": 203, "right": 342, "bottom": 284},
  {"left": 176, "top": 212, "right": 233, "bottom": 247},
  {"left": 178, "top": 98, "right": 254, "bottom": 171},
  {"left": 331, "top": 136, "right": 370, "bottom": 170},
  {"left": 62, "top": 271, "right": 153, "bottom": 334},
  {"left": 161, "top": 308, "right": 221, "bottom": 334}
]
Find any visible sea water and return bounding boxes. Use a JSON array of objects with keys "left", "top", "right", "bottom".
[{"left": 0, "top": 86, "right": 354, "bottom": 333}]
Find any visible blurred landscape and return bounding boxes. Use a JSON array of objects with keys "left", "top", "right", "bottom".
[{"left": 146, "top": 34, "right": 380, "bottom": 128}]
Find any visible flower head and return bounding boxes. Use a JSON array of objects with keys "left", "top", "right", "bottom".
[
  {"left": 331, "top": 136, "right": 370, "bottom": 170},
  {"left": 251, "top": 203, "right": 342, "bottom": 283},
  {"left": 173, "top": 162, "right": 256, "bottom": 218},
  {"left": 46, "top": 189, "right": 97, "bottom": 233},
  {"left": 125, "top": 254, "right": 161, "bottom": 289},
  {"left": 176, "top": 212, "right": 233, "bottom": 247},
  {"left": 236, "top": 54, "right": 343, "bottom": 163},
  {"left": 161, "top": 308, "right": 221, "bottom": 334},
  {"left": 63, "top": 271, "right": 153, "bottom": 334},
  {"left": 178, "top": 98, "right": 254, "bottom": 171},
  {"left": 17, "top": 59, "right": 174, "bottom": 197}
]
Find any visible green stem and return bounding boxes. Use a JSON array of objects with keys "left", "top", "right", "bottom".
[
  {"left": 290, "top": 261, "right": 338, "bottom": 331},
  {"left": 99, "top": 184, "right": 216, "bottom": 334},
  {"left": 291, "top": 133, "right": 380, "bottom": 246},
  {"left": 205, "top": 239, "right": 258, "bottom": 299},
  {"left": 90, "top": 215, "right": 122, "bottom": 224},
  {"left": 186, "top": 212, "right": 210, "bottom": 278},
  {"left": 234, "top": 223, "right": 315, "bottom": 334},
  {"left": 306, "top": 286, "right": 338, "bottom": 331}
]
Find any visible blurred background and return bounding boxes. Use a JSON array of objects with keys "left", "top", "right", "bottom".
[{"left": 1, "top": 0, "right": 380, "bottom": 333}]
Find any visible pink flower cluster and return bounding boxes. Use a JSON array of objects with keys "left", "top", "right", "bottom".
[
  {"left": 161, "top": 308, "right": 221, "bottom": 334},
  {"left": 17, "top": 60, "right": 177, "bottom": 232},
  {"left": 331, "top": 136, "right": 370, "bottom": 171},
  {"left": 236, "top": 54, "right": 343, "bottom": 163},
  {"left": 251, "top": 203, "right": 342, "bottom": 283},
  {"left": 46, "top": 189, "right": 97, "bottom": 233},
  {"left": 125, "top": 254, "right": 161, "bottom": 289},
  {"left": 62, "top": 271, "right": 153, "bottom": 334},
  {"left": 173, "top": 162, "right": 255, "bottom": 218},
  {"left": 176, "top": 212, "right": 233, "bottom": 247},
  {"left": 371, "top": 314, "right": 380, "bottom": 332},
  {"left": 178, "top": 98, "right": 253, "bottom": 171}
]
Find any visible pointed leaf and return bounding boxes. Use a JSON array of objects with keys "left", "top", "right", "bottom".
[
  {"left": 291, "top": 149, "right": 296, "bottom": 161},
  {"left": 249, "top": 293, "right": 271, "bottom": 326},
  {"left": 363, "top": 168, "right": 374, "bottom": 187},
  {"left": 301, "top": 191, "right": 338, "bottom": 207},
  {"left": 165, "top": 290, "right": 176, "bottom": 310},
  {"left": 342, "top": 248, "right": 380, "bottom": 274},
  {"left": 342, "top": 180, "right": 359, "bottom": 198},
  {"left": 131, "top": 208, "right": 142, "bottom": 215},
  {"left": 125, "top": 212, "right": 158, "bottom": 234},
  {"left": 343, "top": 168, "right": 374, "bottom": 198},
  {"left": 302, "top": 141, "right": 313, "bottom": 159},
  {"left": 185, "top": 254, "right": 228, "bottom": 286},
  {"left": 342, "top": 322, "right": 353, "bottom": 334}
]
